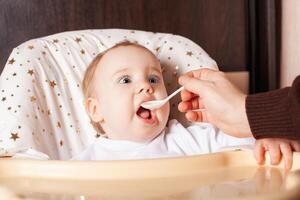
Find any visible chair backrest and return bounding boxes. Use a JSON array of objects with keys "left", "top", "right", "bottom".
[{"left": 0, "top": 29, "right": 217, "bottom": 159}]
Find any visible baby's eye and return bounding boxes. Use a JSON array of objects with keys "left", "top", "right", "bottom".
[
  {"left": 118, "top": 76, "right": 131, "bottom": 84},
  {"left": 148, "top": 75, "right": 160, "bottom": 84}
]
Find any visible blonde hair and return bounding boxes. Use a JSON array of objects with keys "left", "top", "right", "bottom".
[{"left": 82, "top": 41, "right": 155, "bottom": 134}]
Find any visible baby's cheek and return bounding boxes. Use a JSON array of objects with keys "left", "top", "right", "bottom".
[
  {"left": 104, "top": 99, "right": 128, "bottom": 118},
  {"left": 158, "top": 103, "right": 170, "bottom": 123}
]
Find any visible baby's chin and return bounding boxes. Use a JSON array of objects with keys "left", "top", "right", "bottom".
[{"left": 130, "top": 127, "right": 165, "bottom": 142}]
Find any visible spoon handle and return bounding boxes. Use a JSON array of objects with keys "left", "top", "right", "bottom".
[{"left": 166, "top": 86, "right": 184, "bottom": 101}]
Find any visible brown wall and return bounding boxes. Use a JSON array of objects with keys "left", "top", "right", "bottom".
[{"left": 0, "top": 0, "right": 248, "bottom": 73}]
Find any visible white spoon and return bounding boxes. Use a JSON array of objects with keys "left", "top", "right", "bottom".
[{"left": 141, "top": 86, "right": 206, "bottom": 111}]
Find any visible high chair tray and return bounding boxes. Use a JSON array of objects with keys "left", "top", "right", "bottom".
[{"left": 1, "top": 150, "right": 300, "bottom": 200}]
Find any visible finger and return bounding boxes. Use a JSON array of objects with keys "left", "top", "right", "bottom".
[
  {"left": 280, "top": 143, "right": 293, "bottom": 170},
  {"left": 178, "top": 101, "right": 191, "bottom": 112},
  {"left": 254, "top": 141, "right": 266, "bottom": 165},
  {"left": 180, "top": 89, "right": 197, "bottom": 102},
  {"left": 178, "top": 100, "right": 194, "bottom": 112},
  {"left": 178, "top": 97, "right": 204, "bottom": 112},
  {"left": 291, "top": 141, "right": 300, "bottom": 152},
  {"left": 268, "top": 144, "right": 281, "bottom": 165},
  {"left": 186, "top": 111, "right": 199, "bottom": 122},
  {"left": 186, "top": 110, "right": 204, "bottom": 122},
  {"left": 191, "top": 97, "right": 200, "bottom": 110}
]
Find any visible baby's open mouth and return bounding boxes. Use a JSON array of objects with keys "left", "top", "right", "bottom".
[
  {"left": 136, "top": 106, "right": 152, "bottom": 119},
  {"left": 136, "top": 103, "right": 157, "bottom": 125}
]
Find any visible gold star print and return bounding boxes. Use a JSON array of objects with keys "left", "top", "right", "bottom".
[
  {"left": 30, "top": 96, "right": 37, "bottom": 102},
  {"left": 28, "top": 45, "right": 34, "bottom": 50},
  {"left": 64, "top": 78, "right": 68, "bottom": 84},
  {"left": 169, "top": 47, "right": 173, "bottom": 50},
  {"left": 53, "top": 39, "right": 59, "bottom": 43},
  {"left": 130, "top": 30, "right": 135, "bottom": 33},
  {"left": 27, "top": 69, "right": 34, "bottom": 76},
  {"left": 47, "top": 110, "right": 51, "bottom": 115},
  {"left": 49, "top": 80, "right": 57, "bottom": 88},
  {"left": 8, "top": 58, "right": 15, "bottom": 65},
  {"left": 42, "top": 51, "right": 46, "bottom": 55},
  {"left": 1, "top": 97, "right": 6, "bottom": 101},
  {"left": 186, "top": 51, "right": 193, "bottom": 56},
  {"left": 12, "top": 72, "right": 17, "bottom": 76},
  {"left": 80, "top": 49, "right": 85, "bottom": 54},
  {"left": 155, "top": 47, "right": 161, "bottom": 53},
  {"left": 57, "top": 121, "right": 61, "bottom": 128},
  {"left": 96, "top": 133, "right": 101, "bottom": 138},
  {"left": 10, "top": 132, "right": 19, "bottom": 141},
  {"left": 76, "top": 128, "right": 80, "bottom": 134},
  {"left": 75, "top": 37, "right": 82, "bottom": 43},
  {"left": 60, "top": 140, "right": 63, "bottom": 146}
]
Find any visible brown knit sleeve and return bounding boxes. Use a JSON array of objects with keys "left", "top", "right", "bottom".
[{"left": 246, "top": 75, "right": 300, "bottom": 140}]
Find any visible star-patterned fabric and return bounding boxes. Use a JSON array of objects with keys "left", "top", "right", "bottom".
[{"left": 0, "top": 29, "right": 217, "bottom": 160}]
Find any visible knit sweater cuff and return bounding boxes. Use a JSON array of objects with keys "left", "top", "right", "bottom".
[{"left": 246, "top": 88, "right": 296, "bottom": 139}]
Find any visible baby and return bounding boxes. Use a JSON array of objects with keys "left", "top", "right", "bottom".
[{"left": 74, "top": 41, "right": 293, "bottom": 169}]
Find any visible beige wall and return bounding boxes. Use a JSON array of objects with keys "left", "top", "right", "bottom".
[
  {"left": 281, "top": 0, "right": 300, "bottom": 87},
  {"left": 225, "top": 72, "right": 249, "bottom": 94}
]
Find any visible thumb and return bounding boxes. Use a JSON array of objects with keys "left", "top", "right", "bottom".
[{"left": 178, "top": 75, "right": 210, "bottom": 95}]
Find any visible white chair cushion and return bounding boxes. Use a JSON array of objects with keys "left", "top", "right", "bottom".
[{"left": 0, "top": 29, "right": 217, "bottom": 159}]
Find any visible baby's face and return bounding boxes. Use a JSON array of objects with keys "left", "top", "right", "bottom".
[{"left": 90, "top": 45, "right": 170, "bottom": 142}]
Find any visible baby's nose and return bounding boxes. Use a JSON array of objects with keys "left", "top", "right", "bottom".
[{"left": 137, "top": 82, "right": 154, "bottom": 94}]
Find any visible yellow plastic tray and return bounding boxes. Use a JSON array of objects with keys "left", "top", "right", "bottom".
[{"left": 1, "top": 150, "right": 300, "bottom": 200}]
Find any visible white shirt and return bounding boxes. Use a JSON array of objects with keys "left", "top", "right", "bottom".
[{"left": 72, "top": 119, "right": 255, "bottom": 160}]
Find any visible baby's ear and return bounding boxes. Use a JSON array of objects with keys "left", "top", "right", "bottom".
[{"left": 85, "top": 97, "right": 104, "bottom": 122}]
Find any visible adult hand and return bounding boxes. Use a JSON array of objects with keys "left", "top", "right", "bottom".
[{"left": 178, "top": 68, "right": 252, "bottom": 138}]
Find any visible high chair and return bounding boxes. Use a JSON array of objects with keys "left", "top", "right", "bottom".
[{"left": 0, "top": 29, "right": 300, "bottom": 200}]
